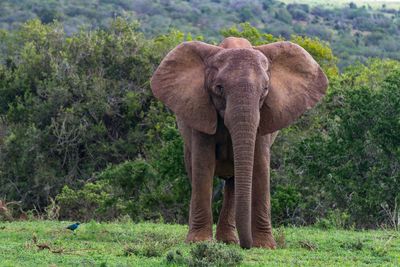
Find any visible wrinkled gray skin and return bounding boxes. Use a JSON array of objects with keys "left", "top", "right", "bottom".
[{"left": 151, "top": 37, "right": 328, "bottom": 249}]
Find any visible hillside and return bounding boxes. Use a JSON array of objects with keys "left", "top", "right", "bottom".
[
  {"left": 1, "top": 0, "right": 400, "bottom": 68},
  {"left": 281, "top": 0, "right": 400, "bottom": 9}
]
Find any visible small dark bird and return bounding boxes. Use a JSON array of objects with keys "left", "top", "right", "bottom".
[{"left": 66, "top": 222, "right": 80, "bottom": 232}]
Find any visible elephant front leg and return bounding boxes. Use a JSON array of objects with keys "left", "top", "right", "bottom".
[
  {"left": 251, "top": 135, "right": 277, "bottom": 249},
  {"left": 186, "top": 131, "right": 215, "bottom": 243},
  {"left": 216, "top": 178, "right": 239, "bottom": 244}
]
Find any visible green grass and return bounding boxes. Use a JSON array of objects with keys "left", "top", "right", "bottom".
[{"left": 0, "top": 220, "right": 399, "bottom": 266}]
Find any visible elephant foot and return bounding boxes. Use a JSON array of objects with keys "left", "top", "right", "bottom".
[
  {"left": 185, "top": 229, "right": 212, "bottom": 243},
  {"left": 215, "top": 227, "right": 239, "bottom": 244},
  {"left": 252, "top": 233, "right": 277, "bottom": 249}
]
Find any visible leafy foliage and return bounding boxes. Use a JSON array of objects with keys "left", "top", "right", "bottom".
[
  {"left": 189, "top": 242, "right": 243, "bottom": 267},
  {"left": 124, "top": 230, "right": 181, "bottom": 258},
  {"left": 0, "top": 17, "right": 399, "bottom": 230},
  {"left": 272, "top": 62, "right": 400, "bottom": 227},
  {"left": 0, "top": 18, "right": 182, "bottom": 210},
  {"left": 1, "top": 0, "right": 400, "bottom": 68},
  {"left": 55, "top": 181, "right": 123, "bottom": 221}
]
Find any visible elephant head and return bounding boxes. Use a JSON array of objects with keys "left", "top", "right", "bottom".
[{"left": 151, "top": 38, "right": 328, "bottom": 248}]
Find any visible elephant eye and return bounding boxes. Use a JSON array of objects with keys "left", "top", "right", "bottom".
[
  {"left": 262, "top": 87, "right": 269, "bottom": 96},
  {"left": 214, "top": 85, "right": 224, "bottom": 96}
]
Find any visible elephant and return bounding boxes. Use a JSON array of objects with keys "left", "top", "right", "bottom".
[{"left": 150, "top": 37, "right": 328, "bottom": 249}]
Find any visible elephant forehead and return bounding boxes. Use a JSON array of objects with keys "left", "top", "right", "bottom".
[
  {"left": 210, "top": 49, "right": 268, "bottom": 70},
  {"left": 219, "top": 37, "right": 252, "bottom": 48}
]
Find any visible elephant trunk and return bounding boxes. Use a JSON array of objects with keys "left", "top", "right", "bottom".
[{"left": 225, "top": 102, "right": 259, "bottom": 249}]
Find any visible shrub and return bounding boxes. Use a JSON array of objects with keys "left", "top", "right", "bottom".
[
  {"left": 55, "top": 124, "right": 190, "bottom": 223},
  {"left": 2, "top": 17, "right": 400, "bottom": 230},
  {"left": 165, "top": 242, "right": 243, "bottom": 266},
  {"left": 271, "top": 185, "right": 302, "bottom": 225},
  {"left": 189, "top": 242, "right": 243, "bottom": 267},
  {"left": 124, "top": 231, "right": 181, "bottom": 258},
  {"left": 165, "top": 250, "right": 186, "bottom": 265},
  {"left": 315, "top": 210, "right": 351, "bottom": 230},
  {"left": 340, "top": 239, "right": 364, "bottom": 251},
  {"left": 284, "top": 67, "right": 400, "bottom": 227},
  {"left": 0, "top": 18, "right": 182, "bottom": 211},
  {"left": 56, "top": 181, "right": 124, "bottom": 221}
]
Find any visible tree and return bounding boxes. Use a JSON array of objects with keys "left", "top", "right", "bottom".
[{"left": 0, "top": 19, "right": 183, "bottom": 210}]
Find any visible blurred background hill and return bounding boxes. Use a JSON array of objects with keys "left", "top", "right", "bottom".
[{"left": 1, "top": 0, "right": 400, "bottom": 69}]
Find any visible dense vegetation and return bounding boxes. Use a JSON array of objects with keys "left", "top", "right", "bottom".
[
  {"left": 0, "top": 1, "right": 399, "bottom": 231},
  {"left": 0, "top": 19, "right": 191, "bottom": 222},
  {"left": 0, "top": 221, "right": 399, "bottom": 266},
  {"left": 1, "top": 0, "right": 400, "bottom": 68},
  {"left": 0, "top": 18, "right": 399, "bottom": 230}
]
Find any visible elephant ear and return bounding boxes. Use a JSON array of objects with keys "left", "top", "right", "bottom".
[
  {"left": 151, "top": 41, "right": 222, "bottom": 134},
  {"left": 255, "top": 41, "right": 328, "bottom": 134}
]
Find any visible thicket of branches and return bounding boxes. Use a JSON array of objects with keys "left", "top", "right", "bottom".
[{"left": 0, "top": 19, "right": 399, "bottom": 228}]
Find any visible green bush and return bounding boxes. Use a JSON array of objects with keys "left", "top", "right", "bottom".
[
  {"left": 0, "top": 18, "right": 183, "bottom": 211},
  {"left": 189, "top": 242, "right": 243, "bottom": 267},
  {"left": 98, "top": 160, "right": 158, "bottom": 200},
  {"left": 165, "top": 250, "right": 187, "bottom": 265},
  {"left": 2, "top": 17, "right": 400, "bottom": 229},
  {"left": 165, "top": 242, "right": 243, "bottom": 266},
  {"left": 315, "top": 210, "right": 351, "bottom": 230},
  {"left": 124, "top": 231, "right": 181, "bottom": 258},
  {"left": 54, "top": 123, "right": 190, "bottom": 222},
  {"left": 271, "top": 185, "right": 302, "bottom": 225},
  {"left": 56, "top": 181, "right": 125, "bottom": 221},
  {"left": 99, "top": 160, "right": 170, "bottom": 222},
  {"left": 279, "top": 66, "right": 400, "bottom": 227}
]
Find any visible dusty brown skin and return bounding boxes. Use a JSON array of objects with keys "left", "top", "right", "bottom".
[{"left": 151, "top": 37, "right": 328, "bottom": 249}]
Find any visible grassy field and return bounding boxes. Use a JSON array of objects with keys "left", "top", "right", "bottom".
[{"left": 0, "top": 220, "right": 399, "bottom": 266}]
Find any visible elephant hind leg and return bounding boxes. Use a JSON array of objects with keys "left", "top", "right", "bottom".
[
  {"left": 216, "top": 178, "right": 239, "bottom": 244},
  {"left": 184, "top": 144, "right": 192, "bottom": 183}
]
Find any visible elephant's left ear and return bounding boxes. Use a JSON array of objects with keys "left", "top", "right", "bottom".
[{"left": 254, "top": 41, "right": 328, "bottom": 135}]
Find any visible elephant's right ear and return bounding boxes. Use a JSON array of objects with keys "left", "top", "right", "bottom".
[{"left": 151, "top": 41, "right": 222, "bottom": 135}]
